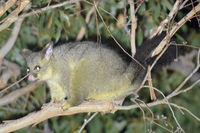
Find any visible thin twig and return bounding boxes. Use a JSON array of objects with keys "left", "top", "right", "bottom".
[
  {"left": 179, "top": 0, "right": 190, "bottom": 9},
  {"left": 0, "top": 60, "right": 20, "bottom": 88},
  {"left": 150, "top": 0, "right": 182, "bottom": 38},
  {"left": 131, "top": 99, "right": 147, "bottom": 124},
  {"left": 78, "top": 112, "right": 98, "bottom": 133},
  {"left": 148, "top": 86, "right": 184, "bottom": 132},
  {"left": 83, "top": 0, "right": 118, "bottom": 22},
  {"left": 168, "top": 50, "right": 200, "bottom": 97},
  {"left": 135, "top": 98, "right": 154, "bottom": 121},
  {"left": 167, "top": 77, "right": 200, "bottom": 99},
  {"left": 0, "top": 81, "right": 43, "bottom": 107},
  {"left": 92, "top": 0, "right": 145, "bottom": 69},
  {"left": 19, "top": 0, "right": 82, "bottom": 18},
  {"left": 169, "top": 103, "right": 200, "bottom": 121},
  {"left": 0, "top": 0, "right": 82, "bottom": 32},
  {"left": 0, "top": 74, "right": 30, "bottom": 96},
  {"left": 76, "top": 1, "right": 99, "bottom": 41},
  {"left": 152, "top": 3, "right": 200, "bottom": 57},
  {"left": 145, "top": 117, "right": 173, "bottom": 133}
]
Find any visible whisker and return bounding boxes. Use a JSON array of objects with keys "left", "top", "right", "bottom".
[{"left": 0, "top": 74, "right": 30, "bottom": 95}]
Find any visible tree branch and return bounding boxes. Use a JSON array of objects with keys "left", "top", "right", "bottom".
[
  {"left": 78, "top": 112, "right": 98, "bottom": 133},
  {"left": 0, "top": 0, "right": 29, "bottom": 32},
  {"left": 0, "top": 101, "right": 115, "bottom": 133},
  {"left": 0, "top": 0, "right": 82, "bottom": 32},
  {"left": 151, "top": 3, "right": 200, "bottom": 57},
  {"left": 0, "top": 18, "right": 24, "bottom": 64},
  {"left": 150, "top": 0, "right": 182, "bottom": 38},
  {"left": 0, "top": 81, "right": 43, "bottom": 107},
  {"left": 0, "top": 0, "right": 17, "bottom": 17},
  {"left": 19, "top": 0, "right": 82, "bottom": 19},
  {"left": 0, "top": 60, "right": 20, "bottom": 88},
  {"left": 76, "top": 1, "right": 99, "bottom": 41},
  {"left": 129, "top": 0, "right": 137, "bottom": 56},
  {"left": 1, "top": 73, "right": 199, "bottom": 133}
]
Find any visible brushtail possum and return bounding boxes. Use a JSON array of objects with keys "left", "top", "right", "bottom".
[{"left": 22, "top": 34, "right": 165, "bottom": 109}]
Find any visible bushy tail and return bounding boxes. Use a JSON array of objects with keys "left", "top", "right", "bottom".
[
  {"left": 134, "top": 32, "right": 166, "bottom": 66},
  {"left": 127, "top": 33, "right": 166, "bottom": 93}
]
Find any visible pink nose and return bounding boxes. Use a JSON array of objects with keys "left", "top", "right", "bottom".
[{"left": 28, "top": 75, "right": 36, "bottom": 81}]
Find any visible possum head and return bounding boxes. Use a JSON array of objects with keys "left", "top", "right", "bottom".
[{"left": 22, "top": 43, "right": 54, "bottom": 81}]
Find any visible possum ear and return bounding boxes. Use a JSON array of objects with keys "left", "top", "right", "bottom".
[{"left": 42, "top": 42, "right": 54, "bottom": 60}]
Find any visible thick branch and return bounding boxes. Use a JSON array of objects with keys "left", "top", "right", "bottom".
[{"left": 0, "top": 101, "right": 115, "bottom": 133}]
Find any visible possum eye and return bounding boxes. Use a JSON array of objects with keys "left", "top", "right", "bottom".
[
  {"left": 26, "top": 67, "right": 30, "bottom": 73},
  {"left": 34, "top": 65, "right": 41, "bottom": 71}
]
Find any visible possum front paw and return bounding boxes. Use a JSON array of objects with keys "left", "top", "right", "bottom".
[{"left": 61, "top": 101, "right": 71, "bottom": 110}]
